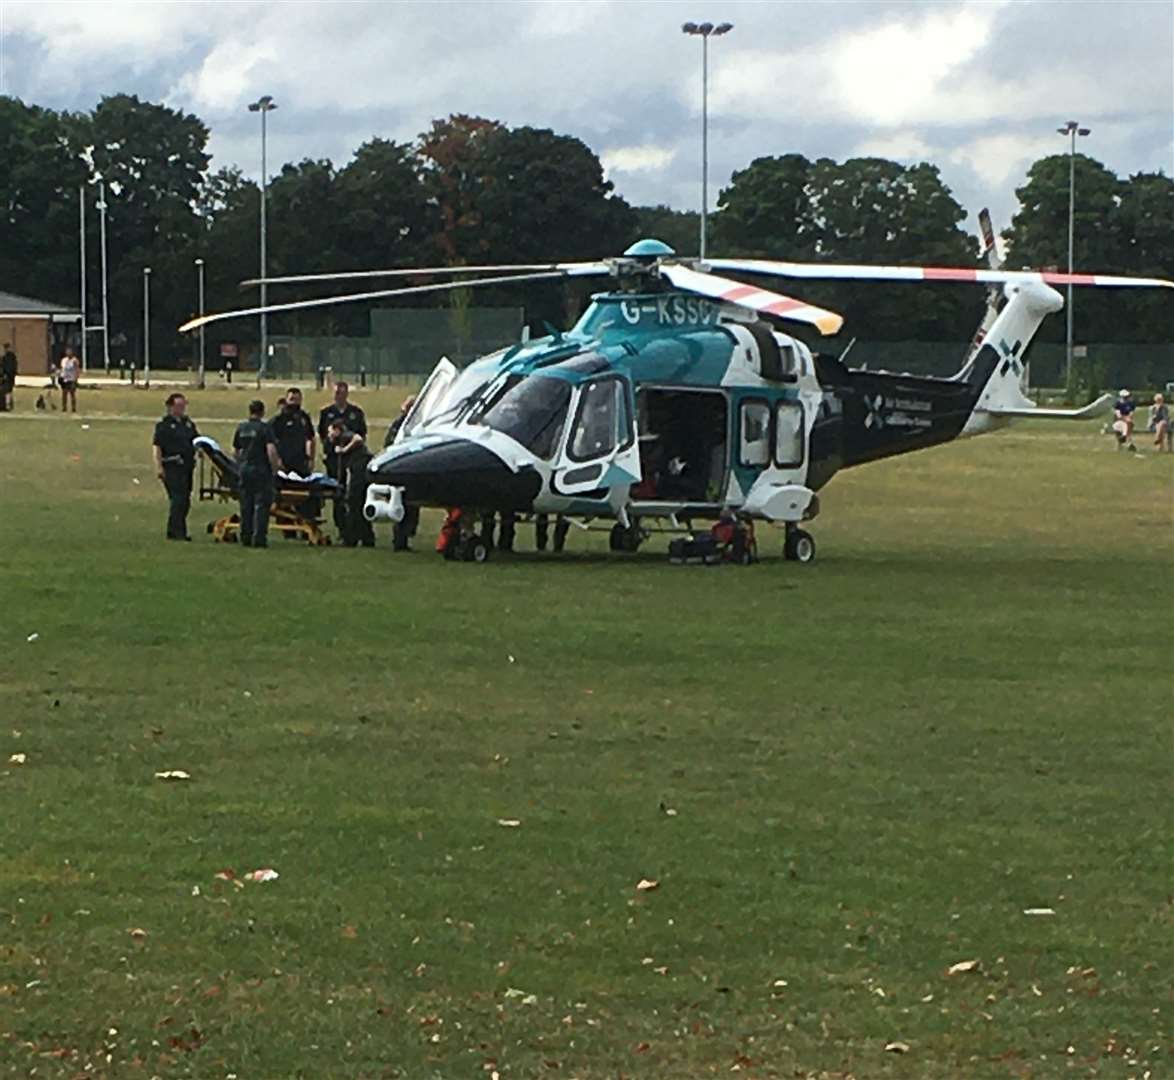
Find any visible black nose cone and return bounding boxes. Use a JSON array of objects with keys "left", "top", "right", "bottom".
[{"left": 372, "top": 439, "right": 541, "bottom": 511}]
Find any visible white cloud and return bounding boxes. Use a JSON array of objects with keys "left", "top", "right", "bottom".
[
  {"left": 602, "top": 143, "right": 677, "bottom": 175},
  {"left": 854, "top": 132, "right": 934, "bottom": 161}
]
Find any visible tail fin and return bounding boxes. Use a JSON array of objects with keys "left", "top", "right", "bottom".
[{"left": 960, "top": 280, "right": 1112, "bottom": 429}]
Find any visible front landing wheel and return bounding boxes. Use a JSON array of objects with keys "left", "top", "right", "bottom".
[
  {"left": 462, "top": 536, "right": 490, "bottom": 563},
  {"left": 784, "top": 528, "right": 816, "bottom": 563}
]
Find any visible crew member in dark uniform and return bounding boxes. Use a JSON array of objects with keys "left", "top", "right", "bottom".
[
  {"left": 152, "top": 392, "right": 199, "bottom": 541},
  {"left": 270, "top": 387, "right": 316, "bottom": 476},
  {"left": 232, "top": 399, "right": 282, "bottom": 548},
  {"left": 385, "top": 394, "right": 419, "bottom": 551},
  {"left": 326, "top": 419, "right": 375, "bottom": 547},
  {"left": 317, "top": 380, "right": 366, "bottom": 535}
]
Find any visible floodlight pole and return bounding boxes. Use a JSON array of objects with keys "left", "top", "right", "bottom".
[
  {"left": 682, "top": 20, "right": 733, "bottom": 260},
  {"left": 1057, "top": 120, "right": 1090, "bottom": 391},
  {"left": 195, "top": 258, "right": 206, "bottom": 389},
  {"left": 249, "top": 95, "right": 278, "bottom": 384},
  {"left": 78, "top": 186, "right": 87, "bottom": 371},
  {"left": 98, "top": 180, "right": 111, "bottom": 372},
  {"left": 143, "top": 266, "right": 151, "bottom": 387}
]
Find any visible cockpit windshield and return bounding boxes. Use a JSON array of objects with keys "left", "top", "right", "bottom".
[{"left": 470, "top": 374, "right": 572, "bottom": 460}]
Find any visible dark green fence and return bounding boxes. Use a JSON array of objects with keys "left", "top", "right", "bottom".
[{"left": 265, "top": 306, "right": 524, "bottom": 380}]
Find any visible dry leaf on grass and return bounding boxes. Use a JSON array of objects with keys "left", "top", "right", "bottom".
[
  {"left": 1023, "top": 907, "right": 1056, "bottom": 916},
  {"left": 128, "top": 927, "right": 148, "bottom": 940},
  {"left": 154, "top": 770, "right": 191, "bottom": 781},
  {"left": 884, "top": 1041, "right": 910, "bottom": 1053},
  {"left": 8, "top": 753, "right": 26, "bottom": 765},
  {"left": 636, "top": 878, "right": 659, "bottom": 892},
  {"left": 496, "top": 819, "right": 521, "bottom": 828},
  {"left": 946, "top": 959, "right": 980, "bottom": 976},
  {"left": 341, "top": 925, "right": 358, "bottom": 939}
]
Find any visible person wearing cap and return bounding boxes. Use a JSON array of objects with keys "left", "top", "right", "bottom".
[
  {"left": 1147, "top": 393, "right": 1170, "bottom": 452},
  {"left": 326, "top": 418, "right": 375, "bottom": 547},
  {"left": 1113, "top": 389, "right": 1137, "bottom": 452},
  {"left": 233, "top": 399, "right": 282, "bottom": 548},
  {"left": 318, "top": 380, "right": 367, "bottom": 536}
]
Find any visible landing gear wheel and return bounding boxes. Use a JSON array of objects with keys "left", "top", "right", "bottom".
[
  {"left": 462, "top": 536, "right": 490, "bottom": 563},
  {"left": 609, "top": 523, "right": 644, "bottom": 552},
  {"left": 784, "top": 528, "right": 816, "bottom": 563}
]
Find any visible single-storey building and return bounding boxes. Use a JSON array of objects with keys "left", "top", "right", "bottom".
[{"left": 0, "top": 290, "right": 82, "bottom": 375}]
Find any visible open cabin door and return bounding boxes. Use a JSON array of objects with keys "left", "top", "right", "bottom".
[
  {"left": 394, "top": 357, "right": 458, "bottom": 444},
  {"left": 551, "top": 373, "right": 642, "bottom": 504}
]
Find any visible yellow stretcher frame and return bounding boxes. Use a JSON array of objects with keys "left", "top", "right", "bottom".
[{"left": 197, "top": 448, "right": 336, "bottom": 546}]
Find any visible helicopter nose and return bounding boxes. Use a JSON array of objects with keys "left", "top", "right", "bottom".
[{"left": 372, "top": 439, "right": 542, "bottom": 510}]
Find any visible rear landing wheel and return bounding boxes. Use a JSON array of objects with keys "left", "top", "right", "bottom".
[
  {"left": 462, "top": 536, "right": 490, "bottom": 563},
  {"left": 784, "top": 528, "right": 816, "bottom": 563}
]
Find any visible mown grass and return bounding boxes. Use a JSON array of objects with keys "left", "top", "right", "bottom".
[{"left": 0, "top": 386, "right": 1170, "bottom": 1079}]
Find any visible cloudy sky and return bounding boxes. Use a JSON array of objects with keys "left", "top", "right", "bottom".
[{"left": 1, "top": 0, "right": 1171, "bottom": 240}]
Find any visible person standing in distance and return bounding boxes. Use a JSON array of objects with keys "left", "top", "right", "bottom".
[
  {"left": 271, "top": 387, "right": 316, "bottom": 476},
  {"left": 152, "top": 392, "right": 199, "bottom": 541},
  {"left": 318, "top": 380, "right": 366, "bottom": 535},
  {"left": 0, "top": 341, "right": 16, "bottom": 412},
  {"left": 233, "top": 399, "right": 283, "bottom": 548},
  {"left": 1113, "top": 388, "right": 1137, "bottom": 452},
  {"left": 59, "top": 347, "right": 80, "bottom": 413}
]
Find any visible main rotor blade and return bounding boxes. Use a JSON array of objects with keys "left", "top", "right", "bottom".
[
  {"left": 178, "top": 271, "right": 571, "bottom": 334},
  {"left": 703, "top": 258, "right": 1174, "bottom": 290},
  {"left": 241, "top": 262, "right": 608, "bottom": 288},
  {"left": 661, "top": 264, "right": 843, "bottom": 336}
]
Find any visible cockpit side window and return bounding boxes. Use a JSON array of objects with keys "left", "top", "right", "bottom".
[{"left": 567, "top": 375, "right": 633, "bottom": 463}]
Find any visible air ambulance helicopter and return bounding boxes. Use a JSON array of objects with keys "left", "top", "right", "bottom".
[{"left": 182, "top": 239, "right": 1171, "bottom": 563}]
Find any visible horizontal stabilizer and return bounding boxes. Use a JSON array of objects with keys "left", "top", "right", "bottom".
[{"left": 982, "top": 393, "right": 1114, "bottom": 420}]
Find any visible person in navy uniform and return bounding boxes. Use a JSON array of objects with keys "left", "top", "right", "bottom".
[
  {"left": 271, "top": 387, "right": 316, "bottom": 476},
  {"left": 326, "top": 419, "right": 376, "bottom": 547},
  {"left": 1113, "top": 388, "right": 1137, "bottom": 452},
  {"left": 232, "top": 399, "right": 282, "bottom": 548},
  {"left": 152, "top": 392, "right": 199, "bottom": 540},
  {"left": 317, "top": 381, "right": 366, "bottom": 534}
]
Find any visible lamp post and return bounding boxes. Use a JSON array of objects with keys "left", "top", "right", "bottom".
[
  {"left": 195, "top": 258, "right": 206, "bottom": 389},
  {"left": 1057, "top": 120, "right": 1090, "bottom": 391},
  {"left": 97, "top": 180, "right": 111, "bottom": 372},
  {"left": 681, "top": 20, "right": 733, "bottom": 259},
  {"left": 248, "top": 94, "right": 278, "bottom": 383},
  {"left": 78, "top": 186, "right": 87, "bottom": 370},
  {"left": 142, "top": 266, "right": 151, "bottom": 387}
]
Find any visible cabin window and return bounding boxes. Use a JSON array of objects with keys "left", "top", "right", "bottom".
[
  {"left": 568, "top": 376, "right": 632, "bottom": 462},
  {"left": 775, "top": 401, "right": 804, "bottom": 467},
  {"left": 739, "top": 400, "right": 771, "bottom": 467}
]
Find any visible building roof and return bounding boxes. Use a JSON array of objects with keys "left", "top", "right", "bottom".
[{"left": 0, "top": 289, "right": 81, "bottom": 316}]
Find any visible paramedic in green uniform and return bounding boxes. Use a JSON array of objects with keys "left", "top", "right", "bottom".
[
  {"left": 233, "top": 399, "right": 283, "bottom": 548},
  {"left": 152, "top": 393, "right": 199, "bottom": 541}
]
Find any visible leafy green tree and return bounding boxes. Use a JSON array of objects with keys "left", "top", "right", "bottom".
[
  {"left": 712, "top": 153, "right": 814, "bottom": 258},
  {"left": 0, "top": 96, "right": 87, "bottom": 307}
]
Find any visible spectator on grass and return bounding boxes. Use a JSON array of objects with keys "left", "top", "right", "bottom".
[
  {"left": 1148, "top": 394, "right": 1170, "bottom": 452},
  {"left": 59, "top": 347, "right": 80, "bottom": 413},
  {"left": 1112, "top": 389, "right": 1137, "bottom": 452},
  {"left": 0, "top": 341, "right": 16, "bottom": 411}
]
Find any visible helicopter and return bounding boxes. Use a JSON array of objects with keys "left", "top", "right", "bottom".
[{"left": 182, "top": 239, "right": 1171, "bottom": 562}]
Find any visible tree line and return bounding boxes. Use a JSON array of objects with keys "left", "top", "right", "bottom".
[{"left": 1, "top": 93, "right": 1170, "bottom": 365}]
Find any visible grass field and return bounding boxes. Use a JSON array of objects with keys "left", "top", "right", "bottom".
[{"left": 1, "top": 384, "right": 1170, "bottom": 1079}]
